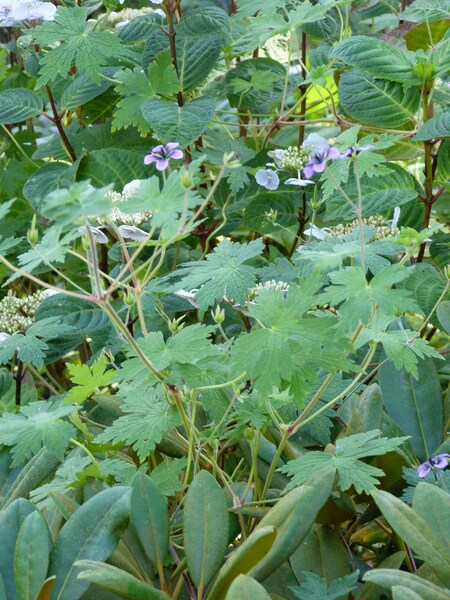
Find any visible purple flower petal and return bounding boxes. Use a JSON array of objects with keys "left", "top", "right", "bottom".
[
  {"left": 313, "top": 161, "right": 326, "bottom": 174},
  {"left": 432, "top": 453, "right": 450, "bottom": 469},
  {"left": 144, "top": 154, "right": 156, "bottom": 165},
  {"left": 417, "top": 463, "right": 432, "bottom": 478},
  {"left": 327, "top": 147, "right": 342, "bottom": 161},
  {"left": 151, "top": 144, "right": 165, "bottom": 155},
  {"left": 165, "top": 142, "right": 180, "bottom": 152},
  {"left": 156, "top": 159, "right": 169, "bottom": 171},
  {"left": 303, "top": 165, "right": 315, "bottom": 179},
  {"left": 170, "top": 149, "right": 184, "bottom": 160}
]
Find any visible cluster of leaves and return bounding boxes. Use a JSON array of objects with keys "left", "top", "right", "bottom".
[{"left": 0, "top": 0, "right": 449, "bottom": 599}]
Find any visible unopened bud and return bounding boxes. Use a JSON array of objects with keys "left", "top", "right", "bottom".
[
  {"left": 212, "top": 305, "right": 225, "bottom": 325},
  {"left": 180, "top": 169, "right": 193, "bottom": 189},
  {"left": 169, "top": 316, "right": 185, "bottom": 334},
  {"left": 223, "top": 152, "right": 241, "bottom": 169},
  {"left": 27, "top": 214, "right": 39, "bottom": 244},
  {"left": 122, "top": 287, "right": 135, "bottom": 307}
]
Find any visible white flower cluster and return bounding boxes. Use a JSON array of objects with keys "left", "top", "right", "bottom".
[
  {"left": 0, "top": 0, "right": 56, "bottom": 26},
  {"left": 0, "top": 290, "right": 54, "bottom": 334},
  {"left": 106, "top": 6, "right": 154, "bottom": 28},
  {"left": 248, "top": 280, "right": 290, "bottom": 302}
]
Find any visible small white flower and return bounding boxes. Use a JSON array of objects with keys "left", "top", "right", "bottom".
[
  {"left": 304, "top": 224, "right": 328, "bottom": 240},
  {"left": 255, "top": 169, "right": 280, "bottom": 190},
  {"left": 0, "top": 332, "right": 11, "bottom": 344},
  {"left": 78, "top": 225, "right": 108, "bottom": 244},
  {"left": 285, "top": 177, "right": 314, "bottom": 187},
  {"left": 123, "top": 179, "right": 144, "bottom": 194},
  {"left": 117, "top": 225, "right": 148, "bottom": 241},
  {"left": 267, "top": 149, "right": 287, "bottom": 169},
  {"left": 41, "top": 289, "right": 60, "bottom": 298},
  {"left": 391, "top": 206, "right": 401, "bottom": 229},
  {"left": 174, "top": 289, "right": 199, "bottom": 308},
  {"left": 149, "top": 0, "right": 164, "bottom": 4},
  {"left": 0, "top": 0, "right": 56, "bottom": 25}
]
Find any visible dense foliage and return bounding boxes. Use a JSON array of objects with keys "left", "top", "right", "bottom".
[{"left": 0, "top": 0, "right": 449, "bottom": 599}]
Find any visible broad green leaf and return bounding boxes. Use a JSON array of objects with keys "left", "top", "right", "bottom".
[
  {"left": 23, "top": 163, "right": 76, "bottom": 210},
  {"left": 60, "top": 68, "right": 117, "bottom": 110},
  {"left": 379, "top": 356, "right": 443, "bottom": 460},
  {"left": 363, "top": 569, "right": 450, "bottom": 600},
  {"left": 148, "top": 49, "right": 180, "bottom": 97},
  {"left": 250, "top": 468, "right": 334, "bottom": 581},
  {"left": 0, "top": 89, "right": 43, "bottom": 124},
  {"left": 130, "top": 473, "right": 169, "bottom": 567},
  {"left": 184, "top": 470, "right": 229, "bottom": 590},
  {"left": 48, "top": 486, "right": 131, "bottom": 600},
  {"left": 0, "top": 401, "right": 79, "bottom": 467},
  {"left": 392, "top": 587, "right": 423, "bottom": 600},
  {"left": 338, "top": 70, "right": 420, "bottom": 128},
  {"left": 75, "top": 561, "right": 170, "bottom": 600},
  {"left": 292, "top": 571, "right": 359, "bottom": 600},
  {"left": 0, "top": 499, "right": 36, "bottom": 600},
  {"left": 437, "top": 139, "right": 450, "bottom": 181},
  {"left": 400, "top": 0, "right": 450, "bottom": 23},
  {"left": 290, "top": 525, "right": 351, "bottom": 589},
  {"left": 76, "top": 148, "right": 148, "bottom": 189},
  {"left": 112, "top": 68, "right": 155, "bottom": 136},
  {"left": 414, "top": 109, "right": 450, "bottom": 140},
  {"left": 33, "top": 6, "right": 125, "bottom": 86},
  {"left": 225, "top": 575, "right": 271, "bottom": 600},
  {"left": 412, "top": 483, "right": 450, "bottom": 551},
  {"left": 371, "top": 490, "right": 450, "bottom": 587},
  {"left": 332, "top": 36, "right": 418, "bottom": 84},
  {"left": 437, "top": 301, "right": 450, "bottom": 334},
  {"left": 64, "top": 355, "right": 113, "bottom": 405},
  {"left": 400, "top": 264, "right": 448, "bottom": 327},
  {"left": 342, "top": 384, "right": 383, "bottom": 436},
  {"left": 208, "top": 527, "right": 277, "bottom": 600},
  {"left": 39, "top": 181, "right": 112, "bottom": 226},
  {"left": 14, "top": 511, "right": 51, "bottom": 600},
  {"left": 141, "top": 97, "right": 216, "bottom": 147}
]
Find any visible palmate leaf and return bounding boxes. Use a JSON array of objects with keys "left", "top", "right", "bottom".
[
  {"left": 39, "top": 181, "right": 112, "bottom": 226},
  {"left": 112, "top": 68, "right": 154, "bottom": 136},
  {"left": 291, "top": 571, "right": 359, "bottom": 600},
  {"left": 65, "top": 355, "right": 114, "bottom": 405},
  {"left": 176, "top": 238, "right": 264, "bottom": 310},
  {"left": 33, "top": 6, "right": 125, "bottom": 86},
  {"left": 16, "top": 226, "right": 78, "bottom": 277},
  {"left": 96, "top": 385, "right": 182, "bottom": 461},
  {"left": 0, "top": 401, "right": 80, "bottom": 466},
  {"left": 281, "top": 430, "right": 408, "bottom": 494}
]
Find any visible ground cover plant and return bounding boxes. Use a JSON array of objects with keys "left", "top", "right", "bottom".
[{"left": 0, "top": 0, "right": 449, "bottom": 598}]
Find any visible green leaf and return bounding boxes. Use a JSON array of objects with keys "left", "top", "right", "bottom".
[
  {"left": 14, "top": 511, "right": 51, "bottom": 600},
  {"left": 392, "top": 586, "right": 428, "bottom": 600},
  {"left": 225, "top": 575, "right": 271, "bottom": 600},
  {"left": 131, "top": 473, "right": 169, "bottom": 567},
  {"left": 0, "top": 89, "right": 43, "bottom": 124},
  {"left": 371, "top": 490, "right": 450, "bottom": 587},
  {"left": 65, "top": 355, "right": 113, "bottom": 405},
  {"left": 96, "top": 386, "right": 182, "bottom": 462},
  {"left": 76, "top": 148, "right": 148, "bottom": 189},
  {"left": 33, "top": 6, "right": 125, "bottom": 86},
  {"left": 23, "top": 163, "right": 76, "bottom": 211},
  {"left": 332, "top": 36, "right": 418, "bottom": 84},
  {"left": 39, "top": 181, "right": 112, "bottom": 226},
  {"left": 112, "top": 68, "right": 155, "bottom": 136},
  {"left": 281, "top": 430, "right": 408, "bottom": 494},
  {"left": 379, "top": 355, "right": 443, "bottom": 460},
  {"left": 184, "top": 470, "right": 229, "bottom": 589},
  {"left": 414, "top": 109, "right": 450, "bottom": 140},
  {"left": 292, "top": 571, "right": 359, "bottom": 600},
  {"left": 437, "top": 300, "right": 450, "bottom": 334},
  {"left": 0, "top": 499, "right": 37, "bottom": 600},
  {"left": 0, "top": 401, "right": 79, "bottom": 467},
  {"left": 356, "top": 552, "right": 406, "bottom": 600},
  {"left": 60, "top": 68, "right": 117, "bottom": 110},
  {"left": 176, "top": 238, "right": 264, "bottom": 310},
  {"left": 141, "top": 96, "right": 216, "bottom": 147},
  {"left": 148, "top": 458, "right": 187, "bottom": 498},
  {"left": 148, "top": 49, "right": 180, "bottom": 97},
  {"left": 400, "top": 0, "right": 450, "bottom": 23},
  {"left": 437, "top": 139, "right": 450, "bottom": 182},
  {"left": 363, "top": 569, "right": 450, "bottom": 600},
  {"left": 48, "top": 486, "right": 131, "bottom": 600},
  {"left": 412, "top": 483, "right": 450, "bottom": 551},
  {"left": 338, "top": 69, "right": 420, "bottom": 128},
  {"left": 250, "top": 468, "right": 335, "bottom": 581},
  {"left": 76, "top": 561, "right": 170, "bottom": 600},
  {"left": 16, "top": 226, "right": 78, "bottom": 277},
  {"left": 208, "top": 527, "right": 277, "bottom": 600}
]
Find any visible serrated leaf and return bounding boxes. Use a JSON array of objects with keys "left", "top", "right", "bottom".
[
  {"left": 39, "top": 181, "right": 112, "bottom": 226},
  {"left": 0, "top": 89, "right": 43, "bottom": 124},
  {"left": 65, "top": 355, "right": 113, "bottom": 405},
  {"left": 60, "top": 67, "right": 117, "bottom": 110},
  {"left": 414, "top": 109, "right": 450, "bottom": 140},
  {"left": 76, "top": 148, "right": 148, "bottom": 189},
  {"left": 332, "top": 36, "right": 418, "bottom": 84},
  {"left": 338, "top": 69, "right": 420, "bottom": 128},
  {"left": 16, "top": 226, "right": 78, "bottom": 277},
  {"left": 33, "top": 6, "right": 125, "bottom": 86},
  {"left": 292, "top": 571, "right": 359, "bottom": 600},
  {"left": 148, "top": 49, "right": 180, "bottom": 97},
  {"left": 112, "top": 68, "right": 154, "bottom": 136},
  {"left": 0, "top": 401, "right": 79, "bottom": 467},
  {"left": 141, "top": 96, "right": 216, "bottom": 147}
]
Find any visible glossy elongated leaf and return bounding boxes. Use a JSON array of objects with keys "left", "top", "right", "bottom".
[
  {"left": 356, "top": 552, "right": 405, "bottom": 600},
  {"left": 412, "top": 483, "right": 450, "bottom": 551},
  {"left": 363, "top": 569, "right": 450, "bottom": 600},
  {"left": 338, "top": 70, "right": 420, "bottom": 128},
  {"left": 14, "top": 511, "right": 51, "bottom": 600},
  {"left": 379, "top": 356, "right": 443, "bottom": 460},
  {"left": 437, "top": 301, "right": 450, "bottom": 334},
  {"left": 183, "top": 470, "right": 229, "bottom": 590},
  {"left": 343, "top": 384, "right": 383, "bottom": 436},
  {"left": 60, "top": 68, "right": 117, "bottom": 110},
  {"left": 48, "top": 486, "right": 130, "bottom": 600},
  {"left": 225, "top": 575, "right": 271, "bottom": 600},
  {"left": 23, "top": 163, "right": 76, "bottom": 210},
  {"left": 208, "top": 527, "right": 277, "bottom": 600},
  {"left": 437, "top": 139, "right": 450, "bottom": 181},
  {"left": 0, "top": 89, "right": 43, "bottom": 124},
  {"left": 75, "top": 561, "right": 170, "bottom": 600},
  {"left": 0, "top": 499, "right": 37, "bottom": 600},
  {"left": 371, "top": 489, "right": 450, "bottom": 587},
  {"left": 76, "top": 148, "right": 148, "bottom": 189},
  {"left": 141, "top": 97, "right": 215, "bottom": 147},
  {"left": 130, "top": 473, "right": 169, "bottom": 567},
  {"left": 414, "top": 109, "right": 450, "bottom": 140},
  {"left": 250, "top": 468, "right": 335, "bottom": 581},
  {"left": 332, "top": 36, "right": 418, "bottom": 84},
  {"left": 392, "top": 587, "right": 426, "bottom": 600}
]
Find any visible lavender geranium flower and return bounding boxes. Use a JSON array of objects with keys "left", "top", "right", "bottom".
[
  {"left": 340, "top": 144, "right": 374, "bottom": 158},
  {"left": 0, "top": 0, "right": 56, "bottom": 25},
  {"left": 255, "top": 169, "right": 280, "bottom": 190},
  {"left": 78, "top": 225, "right": 108, "bottom": 244},
  {"left": 144, "top": 142, "right": 183, "bottom": 171},
  {"left": 117, "top": 225, "right": 148, "bottom": 241},
  {"left": 416, "top": 453, "right": 450, "bottom": 478}
]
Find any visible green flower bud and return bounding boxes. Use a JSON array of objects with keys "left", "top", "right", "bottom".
[
  {"left": 122, "top": 287, "right": 135, "bottom": 307},
  {"left": 180, "top": 169, "right": 194, "bottom": 189},
  {"left": 212, "top": 305, "right": 225, "bottom": 325}
]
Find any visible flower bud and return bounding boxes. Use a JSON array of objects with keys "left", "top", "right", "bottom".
[
  {"left": 169, "top": 316, "right": 185, "bottom": 334},
  {"left": 27, "top": 214, "right": 39, "bottom": 244},
  {"left": 180, "top": 169, "right": 193, "bottom": 189},
  {"left": 212, "top": 305, "right": 225, "bottom": 325},
  {"left": 122, "top": 287, "right": 135, "bottom": 307}
]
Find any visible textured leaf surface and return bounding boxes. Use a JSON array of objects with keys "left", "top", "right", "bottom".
[
  {"left": 14, "top": 511, "right": 51, "bottom": 600},
  {"left": 414, "top": 109, "right": 450, "bottom": 140},
  {"left": 0, "top": 89, "right": 43, "bottom": 124}
]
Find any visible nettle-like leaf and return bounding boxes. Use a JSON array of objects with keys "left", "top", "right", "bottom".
[
  {"left": 0, "top": 401, "right": 80, "bottom": 466},
  {"left": 64, "top": 355, "right": 114, "bottom": 405},
  {"left": 176, "top": 238, "right": 264, "bottom": 310},
  {"left": 33, "top": 6, "right": 126, "bottom": 86},
  {"left": 15, "top": 226, "right": 78, "bottom": 278},
  {"left": 96, "top": 385, "right": 182, "bottom": 462},
  {"left": 112, "top": 69, "right": 155, "bottom": 136},
  {"left": 281, "top": 430, "right": 409, "bottom": 494},
  {"left": 291, "top": 571, "right": 360, "bottom": 600},
  {"left": 39, "top": 181, "right": 112, "bottom": 226}
]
